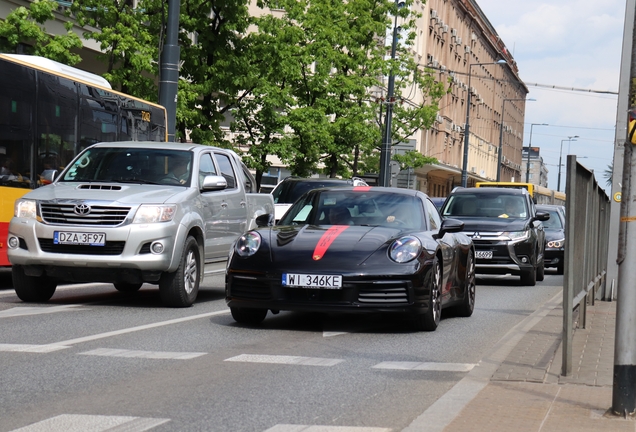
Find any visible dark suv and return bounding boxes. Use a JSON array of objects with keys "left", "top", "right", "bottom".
[
  {"left": 271, "top": 176, "right": 368, "bottom": 221},
  {"left": 440, "top": 187, "right": 550, "bottom": 285}
]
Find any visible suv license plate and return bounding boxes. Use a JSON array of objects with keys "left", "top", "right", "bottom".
[
  {"left": 282, "top": 273, "right": 342, "bottom": 289},
  {"left": 476, "top": 251, "right": 493, "bottom": 259},
  {"left": 54, "top": 231, "right": 106, "bottom": 246}
]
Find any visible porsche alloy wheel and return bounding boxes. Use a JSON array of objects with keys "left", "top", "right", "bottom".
[
  {"left": 414, "top": 256, "right": 442, "bottom": 331},
  {"left": 456, "top": 250, "right": 476, "bottom": 317},
  {"left": 230, "top": 307, "right": 268, "bottom": 325}
]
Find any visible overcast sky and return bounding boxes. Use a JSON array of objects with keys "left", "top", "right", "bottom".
[{"left": 475, "top": 0, "right": 625, "bottom": 193}]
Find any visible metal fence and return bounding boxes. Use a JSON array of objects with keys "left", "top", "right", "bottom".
[{"left": 562, "top": 155, "right": 611, "bottom": 376}]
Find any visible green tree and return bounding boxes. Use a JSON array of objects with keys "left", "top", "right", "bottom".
[
  {"left": 0, "top": 0, "right": 82, "bottom": 65},
  {"left": 604, "top": 162, "right": 613, "bottom": 188}
]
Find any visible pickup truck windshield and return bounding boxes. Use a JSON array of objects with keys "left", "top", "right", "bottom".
[{"left": 60, "top": 148, "right": 193, "bottom": 185}]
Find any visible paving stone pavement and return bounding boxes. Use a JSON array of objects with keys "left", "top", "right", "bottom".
[{"left": 442, "top": 299, "right": 634, "bottom": 432}]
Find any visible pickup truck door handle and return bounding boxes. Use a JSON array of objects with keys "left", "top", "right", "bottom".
[
  {"left": 221, "top": 202, "right": 228, "bottom": 209},
  {"left": 240, "top": 201, "right": 246, "bottom": 208}
]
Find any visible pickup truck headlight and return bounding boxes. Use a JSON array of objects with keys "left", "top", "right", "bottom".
[
  {"left": 236, "top": 231, "right": 261, "bottom": 257},
  {"left": 133, "top": 205, "right": 177, "bottom": 224},
  {"left": 389, "top": 235, "right": 421, "bottom": 263},
  {"left": 15, "top": 199, "right": 37, "bottom": 219},
  {"left": 547, "top": 238, "right": 565, "bottom": 248},
  {"left": 503, "top": 230, "right": 530, "bottom": 242}
]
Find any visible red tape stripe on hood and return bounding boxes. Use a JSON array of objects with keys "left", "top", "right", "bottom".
[{"left": 313, "top": 225, "right": 349, "bottom": 260}]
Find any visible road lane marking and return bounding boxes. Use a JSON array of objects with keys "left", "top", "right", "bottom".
[
  {"left": 323, "top": 331, "right": 348, "bottom": 337},
  {"left": 225, "top": 354, "right": 344, "bottom": 366},
  {"left": 10, "top": 414, "right": 169, "bottom": 432},
  {"left": 265, "top": 426, "right": 391, "bottom": 432},
  {"left": 372, "top": 361, "right": 476, "bottom": 372},
  {"left": 79, "top": 348, "right": 206, "bottom": 360},
  {"left": 0, "top": 305, "right": 89, "bottom": 318},
  {"left": 0, "top": 344, "right": 70, "bottom": 353}
]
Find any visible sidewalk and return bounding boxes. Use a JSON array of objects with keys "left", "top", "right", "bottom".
[{"left": 443, "top": 298, "right": 630, "bottom": 432}]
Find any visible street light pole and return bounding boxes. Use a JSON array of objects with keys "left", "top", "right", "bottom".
[
  {"left": 525, "top": 123, "right": 548, "bottom": 183},
  {"left": 461, "top": 60, "right": 506, "bottom": 187},
  {"left": 159, "top": 0, "right": 181, "bottom": 142},
  {"left": 497, "top": 98, "right": 534, "bottom": 181},
  {"left": 378, "top": 1, "right": 401, "bottom": 187},
  {"left": 557, "top": 135, "right": 578, "bottom": 192}
]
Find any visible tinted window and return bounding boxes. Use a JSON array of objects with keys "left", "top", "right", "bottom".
[
  {"left": 443, "top": 194, "right": 527, "bottom": 219},
  {"left": 425, "top": 198, "right": 442, "bottom": 230},
  {"left": 214, "top": 153, "right": 237, "bottom": 189},
  {"left": 272, "top": 179, "right": 349, "bottom": 204}
]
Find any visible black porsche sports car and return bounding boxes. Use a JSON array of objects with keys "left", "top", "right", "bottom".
[{"left": 225, "top": 187, "right": 476, "bottom": 331}]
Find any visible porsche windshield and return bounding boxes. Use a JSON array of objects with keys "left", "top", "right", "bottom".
[
  {"left": 59, "top": 147, "right": 192, "bottom": 185},
  {"left": 279, "top": 190, "right": 425, "bottom": 230}
]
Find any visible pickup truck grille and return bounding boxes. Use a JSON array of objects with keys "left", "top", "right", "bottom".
[{"left": 40, "top": 203, "right": 131, "bottom": 226}]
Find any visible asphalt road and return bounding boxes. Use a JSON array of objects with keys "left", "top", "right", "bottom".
[{"left": 0, "top": 270, "right": 563, "bottom": 432}]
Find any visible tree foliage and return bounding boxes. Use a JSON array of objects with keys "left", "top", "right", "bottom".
[{"left": 0, "top": 0, "right": 82, "bottom": 65}]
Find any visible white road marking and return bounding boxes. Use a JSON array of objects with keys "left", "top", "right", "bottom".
[
  {"left": 0, "top": 305, "right": 89, "bottom": 318},
  {"left": 323, "top": 331, "right": 348, "bottom": 337},
  {"left": 0, "top": 344, "right": 70, "bottom": 353},
  {"left": 10, "top": 414, "right": 170, "bottom": 432},
  {"left": 265, "top": 425, "right": 392, "bottom": 432},
  {"left": 372, "top": 361, "right": 476, "bottom": 372},
  {"left": 79, "top": 348, "right": 206, "bottom": 360},
  {"left": 225, "top": 354, "right": 344, "bottom": 367}
]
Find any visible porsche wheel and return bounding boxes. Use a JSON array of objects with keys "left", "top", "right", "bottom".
[
  {"left": 114, "top": 282, "right": 143, "bottom": 293},
  {"left": 456, "top": 250, "right": 475, "bottom": 317},
  {"left": 230, "top": 307, "right": 268, "bottom": 325},
  {"left": 413, "top": 256, "right": 442, "bottom": 331},
  {"left": 12, "top": 265, "right": 57, "bottom": 302},
  {"left": 159, "top": 236, "right": 200, "bottom": 307}
]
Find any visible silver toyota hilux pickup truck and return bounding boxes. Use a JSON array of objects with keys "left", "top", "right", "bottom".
[{"left": 7, "top": 142, "right": 274, "bottom": 307}]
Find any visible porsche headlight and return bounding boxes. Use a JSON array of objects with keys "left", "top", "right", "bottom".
[
  {"left": 133, "top": 205, "right": 177, "bottom": 223},
  {"left": 389, "top": 235, "right": 421, "bottom": 263},
  {"left": 504, "top": 230, "right": 530, "bottom": 242},
  {"left": 236, "top": 231, "right": 262, "bottom": 257},
  {"left": 547, "top": 238, "right": 565, "bottom": 248},
  {"left": 15, "top": 199, "right": 37, "bottom": 219}
]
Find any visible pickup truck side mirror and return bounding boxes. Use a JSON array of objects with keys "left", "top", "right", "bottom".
[
  {"left": 201, "top": 175, "right": 227, "bottom": 191},
  {"left": 256, "top": 213, "right": 275, "bottom": 227}
]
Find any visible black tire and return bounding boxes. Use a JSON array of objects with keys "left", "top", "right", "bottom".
[
  {"left": 114, "top": 282, "right": 143, "bottom": 293},
  {"left": 413, "top": 256, "right": 442, "bottom": 331},
  {"left": 230, "top": 307, "right": 268, "bottom": 325},
  {"left": 520, "top": 266, "right": 537, "bottom": 286},
  {"left": 456, "top": 250, "right": 476, "bottom": 317},
  {"left": 12, "top": 265, "right": 57, "bottom": 302},
  {"left": 159, "top": 236, "right": 200, "bottom": 307},
  {"left": 556, "top": 262, "right": 564, "bottom": 275},
  {"left": 536, "top": 259, "right": 545, "bottom": 282}
]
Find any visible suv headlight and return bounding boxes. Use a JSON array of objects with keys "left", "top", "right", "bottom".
[
  {"left": 15, "top": 199, "right": 37, "bottom": 219},
  {"left": 133, "top": 205, "right": 177, "bottom": 223},
  {"left": 504, "top": 230, "right": 530, "bottom": 242},
  {"left": 389, "top": 235, "right": 421, "bottom": 263},
  {"left": 547, "top": 238, "right": 565, "bottom": 248},
  {"left": 236, "top": 231, "right": 261, "bottom": 257}
]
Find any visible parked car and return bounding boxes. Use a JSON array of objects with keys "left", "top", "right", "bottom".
[
  {"left": 536, "top": 204, "right": 566, "bottom": 275},
  {"left": 430, "top": 197, "right": 446, "bottom": 211},
  {"left": 7, "top": 142, "right": 274, "bottom": 307},
  {"left": 271, "top": 176, "right": 368, "bottom": 221},
  {"left": 440, "top": 187, "right": 549, "bottom": 286},
  {"left": 226, "top": 187, "right": 475, "bottom": 331}
]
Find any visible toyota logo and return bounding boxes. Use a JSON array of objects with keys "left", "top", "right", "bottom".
[{"left": 74, "top": 204, "right": 91, "bottom": 215}]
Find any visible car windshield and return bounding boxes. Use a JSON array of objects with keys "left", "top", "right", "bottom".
[
  {"left": 443, "top": 194, "right": 528, "bottom": 219},
  {"left": 272, "top": 179, "right": 350, "bottom": 204},
  {"left": 541, "top": 209, "right": 564, "bottom": 229},
  {"left": 279, "top": 190, "right": 426, "bottom": 231},
  {"left": 59, "top": 147, "right": 193, "bottom": 186}
]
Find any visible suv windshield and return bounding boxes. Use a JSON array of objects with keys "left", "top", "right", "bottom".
[
  {"left": 442, "top": 194, "right": 528, "bottom": 219},
  {"left": 272, "top": 179, "right": 357, "bottom": 204},
  {"left": 60, "top": 147, "right": 193, "bottom": 185}
]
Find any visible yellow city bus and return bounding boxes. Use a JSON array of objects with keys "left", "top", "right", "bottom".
[
  {"left": 475, "top": 182, "right": 566, "bottom": 206},
  {"left": 0, "top": 54, "right": 167, "bottom": 266}
]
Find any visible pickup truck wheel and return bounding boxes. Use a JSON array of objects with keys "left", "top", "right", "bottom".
[
  {"left": 12, "top": 265, "right": 57, "bottom": 302},
  {"left": 114, "top": 282, "right": 143, "bottom": 293},
  {"left": 230, "top": 307, "right": 268, "bottom": 325},
  {"left": 159, "top": 236, "right": 200, "bottom": 307}
]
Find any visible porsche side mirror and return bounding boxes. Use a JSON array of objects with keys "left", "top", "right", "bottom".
[{"left": 439, "top": 218, "right": 464, "bottom": 237}]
